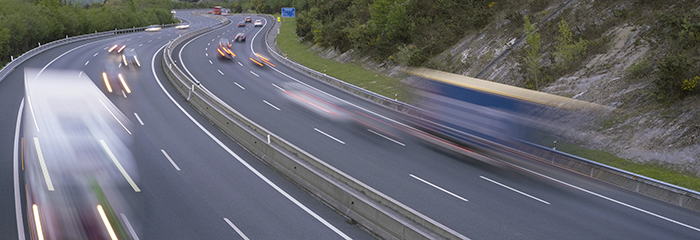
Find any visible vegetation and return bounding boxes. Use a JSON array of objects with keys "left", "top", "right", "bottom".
[
  {"left": 522, "top": 16, "right": 542, "bottom": 90},
  {"left": 0, "top": 0, "right": 177, "bottom": 68},
  {"left": 651, "top": 12, "right": 700, "bottom": 101},
  {"left": 277, "top": 16, "right": 409, "bottom": 100}
]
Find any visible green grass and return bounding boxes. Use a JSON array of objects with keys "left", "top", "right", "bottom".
[
  {"left": 534, "top": 136, "right": 700, "bottom": 192},
  {"left": 275, "top": 17, "right": 411, "bottom": 101},
  {"left": 275, "top": 15, "right": 700, "bottom": 192}
]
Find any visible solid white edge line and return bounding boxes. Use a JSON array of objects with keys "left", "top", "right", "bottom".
[
  {"left": 262, "top": 37, "right": 700, "bottom": 233},
  {"left": 98, "top": 99, "right": 131, "bottom": 135},
  {"left": 100, "top": 139, "right": 140, "bottom": 192},
  {"left": 134, "top": 112, "right": 144, "bottom": 125},
  {"left": 508, "top": 164, "right": 700, "bottom": 232},
  {"left": 410, "top": 174, "right": 467, "bottom": 202},
  {"left": 234, "top": 82, "right": 245, "bottom": 90},
  {"left": 14, "top": 99, "right": 26, "bottom": 240},
  {"left": 120, "top": 213, "right": 140, "bottom": 240},
  {"left": 263, "top": 100, "right": 281, "bottom": 111},
  {"left": 26, "top": 96, "right": 39, "bottom": 133},
  {"left": 480, "top": 176, "right": 550, "bottom": 205},
  {"left": 271, "top": 83, "right": 284, "bottom": 91},
  {"left": 153, "top": 44, "right": 352, "bottom": 239},
  {"left": 224, "top": 218, "right": 250, "bottom": 240},
  {"left": 34, "top": 137, "right": 54, "bottom": 191},
  {"left": 160, "top": 149, "right": 181, "bottom": 171},
  {"left": 367, "top": 128, "right": 405, "bottom": 146},
  {"left": 314, "top": 128, "right": 345, "bottom": 144},
  {"left": 250, "top": 71, "right": 259, "bottom": 77}
]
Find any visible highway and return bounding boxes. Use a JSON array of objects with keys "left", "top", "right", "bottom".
[
  {"left": 0, "top": 10, "right": 698, "bottom": 240},
  {"left": 173, "top": 13, "right": 700, "bottom": 239},
  {"left": 1, "top": 10, "right": 371, "bottom": 240}
]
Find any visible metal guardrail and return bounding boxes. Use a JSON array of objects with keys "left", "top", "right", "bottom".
[
  {"left": 0, "top": 23, "right": 179, "bottom": 84},
  {"left": 162, "top": 15, "right": 467, "bottom": 240},
  {"left": 263, "top": 16, "right": 700, "bottom": 212}
]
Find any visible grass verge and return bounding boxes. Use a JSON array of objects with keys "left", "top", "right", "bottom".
[
  {"left": 275, "top": 17, "right": 411, "bottom": 101},
  {"left": 273, "top": 15, "right": 700, "bottom": 193}
]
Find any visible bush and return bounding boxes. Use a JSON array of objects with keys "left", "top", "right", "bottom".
[
  {"left": 655, "top": 53, "right": 694, "bottom": 100},
  {"left": 626, "top": 58, "right": 651, "bottom": 81}
]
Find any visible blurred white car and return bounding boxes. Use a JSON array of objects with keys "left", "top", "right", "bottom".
[
  {"left": 175, "top": 23, "right": 190, "bottom": 29},
  {"left": 145, "top": 25, "right": 162, "bottom": 32},
  {"left": 254, "top": 19, "right": 263, "bottom": 27}
]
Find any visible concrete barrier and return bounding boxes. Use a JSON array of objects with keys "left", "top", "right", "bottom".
[
  {"left": 162, "top": 14, "right": 468, "bottom": 240},
  {"left": 262, "top": 15, "right": 700, "bottom": 212}
]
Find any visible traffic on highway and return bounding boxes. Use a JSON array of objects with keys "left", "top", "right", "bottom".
[{"left": 0, "top": 9, "right": 698, "bottom": 240}]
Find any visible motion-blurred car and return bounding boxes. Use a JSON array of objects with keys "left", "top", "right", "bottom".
[
  {"left": 249, "top": 53, "right": 275, "bottom": 67},
  {"left": 282, "top": 82, "right": 354, "bottom": 122},
  {"left": 121, "top": 49, "right": 140, "bottom": 68},
  {"left": 145, "top": 25, "right": 162, "bottom": 32},
  {"left": 108, "top": 43, "right": 126, "bottom": 54},
  {"left": 254, "top": 19, "right": 263, "bottom": 27},
  {"left": 245, "top": 17, "right": 252, "bottom": 22},
  {"left": 207, "top": 10, "right": 213, "bottom": 14},
  {"left": 102, "top": 63, "right": 131, "bottom": 94},
  {"left": 171, "top": 10, "right": 176, "bottom": 14},
  {"left": 175, "top": 22, "right": 190, "bottom": 29},
  {"left": 234, "top": 33, "right": 246, "bottom": 42},
  {"left": 217, "top": 38, "right": 235, "bottom": 59},
  {"left": 237, "top": 21, "right": 246, "bottom": 27}
]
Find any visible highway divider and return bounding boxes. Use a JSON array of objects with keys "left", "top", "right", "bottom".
[
  {"left": 0, "top": 23, "right": 180, "bottom": 84},
  {"left": 162, "top": 15, "right": 468, "bottom": 240},
  {"left": 262, "top": 16, "right": 700, "bottom": 212}
]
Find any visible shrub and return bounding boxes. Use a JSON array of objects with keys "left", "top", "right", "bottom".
[{"left": 626, "top": 58, "right": 651, "bottom": 81}]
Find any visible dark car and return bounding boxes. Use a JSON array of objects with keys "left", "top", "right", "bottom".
[
  {"left": 101, "top": 63, "right": 131, "bottom": 94},
  {"left": 234, "top": 33, "right": 246, "bottom": 42},
  {"left": 237, "top": 21, "right": 246, "bottom": 27},
  {"left": 245, "top": 17, "right": 252, "bottom": 22},
  {"left": 121, "top": 49, "right": 140, "bottom": 68},
  {"left": 217, "top": 38, "right": 235, "bottom": 59},
  {"left": 249, "top": 53, "right": 275, "bottom": 67}
]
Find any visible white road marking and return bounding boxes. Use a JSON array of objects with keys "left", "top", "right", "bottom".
[
  {"left": 263, "top": 100, "right": 281, "bottom": 111},
  {"left": 507, "top": 164, "right": 700, "bottom": 232},
  {"left": 27, "top": 96, "right": 39, "bottom": 132},
  {"left": 98, "top": 99, "right": 131, "bottom": 135},
  {"left": 271, "top": 83, "right": 284, "bottom": 91},
  {"left": 238, "top": 62, "right": 243, "bottom": 66},
  {"left": 205, "top": 52, "right": 208, "bottom": 57},
  {"left": 161, "top": 149, "right": 181, "bottom": 171},
  {"left": 79, "top": 71, "right": 82, "bottom": 78},
  {"left": 33, "top": 138, "right": 54, "bottom": 191},
  {"left": 120, "top": 213, "right": 140, "bottom": 240},
  {"left": 224, "top": 218, "right": 250, "bottom": 240},
  {"left": 234, "top": 82, "right": 245, "bottom": 90},
  {"left": 209, "top": 60, "right": 213, "bottom": 64},
  {"left": 314, "top": 128, "right": 345, "bottom": 144},
  {"left": 481, "top": 176, "right": 550, "bottom": 205},
  {"left": 103, "top": 47, "right": 108, "bottom": 50},
  {"left": 85, "top": 60, "right": 89, "bottom": 65},
  {"left": 94, "top": 52, "right": 99, "bottom": 57},
  {"left": 250, "top": 71, "right": 258, "bottom": 77},
  {"left": 148, "top": 40, "right": 152, "bottom": 43},
  {"left": 13, "top": 99, "right": 26, "bottom": 240},
  {"left": 410, "top": 174, "right": 467, "bottom": 202},
  {"left": 212, "top": 38, "right": 215, "bottom": 41},
  {"left": 134, "top": 113, "right": 144, "bottom": 125},
  {"left": 119, "top": 62, "right": 122, "bottom": 68},
  {"left": 158, "top": 36, "right": 162, "bottom": 39},
  {"left": 205, "top": 47, "right": 208, "bottom": 51},
  {"left": 218, "top": 69, "right": 224, "bottom": 75},
  {"left": 101, "top": 140, "right": 140, "bottom": 192},
  {"left": 139, "top": 44, "right": 143, "bottom": 47},
  {"left": 122, "top": 90, "right": 127, "bottom": 98},
  {"left": 207, "top": 42, "right": 210, "bottom": 46},
  {"left": 130, "top": 48, "right": 135, "bottom": 52},
  {"left": 367, "top": 129, "right": 405, "bottom": 146},
  {"left": 152, "top": 45, "right": 351, "bottom": 239}
]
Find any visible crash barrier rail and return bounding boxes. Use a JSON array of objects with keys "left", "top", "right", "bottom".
[
  {"left": 0, "top": 22, "right": 181, "bottom": 85},
  {"left": 263, "top": 17, "right": 700, "bottom": 212},
  {"left": 162, "top": 15, "right": 467, "bottom": 240}
]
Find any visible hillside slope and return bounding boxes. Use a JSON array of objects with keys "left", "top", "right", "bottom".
[{"left": 290, "top": 0, "right": 700, "bottom": 176}]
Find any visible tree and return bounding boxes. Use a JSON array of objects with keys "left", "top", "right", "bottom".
[{"left": 523, "top": 16, "right": 541, "bottom": 90}]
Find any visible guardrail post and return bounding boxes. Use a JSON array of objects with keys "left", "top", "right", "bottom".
[
  {"left": 38, "top": 42, "right": 41, "bottom": 47},
  {"left": 11, "top": 56, "right": 13, "bottom": 61},
  {"left": 187, "top": 84, "right": 194, "bottom": 101},
  {"left": 553, "top": 140, "right": 556, "bottom": 150}
]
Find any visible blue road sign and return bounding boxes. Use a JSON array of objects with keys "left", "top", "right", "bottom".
[{"left": 281, "top": 7, "right": 295, "bottom": 17}]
